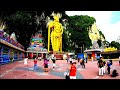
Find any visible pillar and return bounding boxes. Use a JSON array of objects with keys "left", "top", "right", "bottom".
[
  {"left": 27, "top": 52, "right": 28, "bottom": 57},
  {"left": 18, "top": 51, "right": 19, "bottom": 60},
  {"left": 46, "top": 53, "right": 48, "bottom": 59},
  {"left": 41, "top": 53, "right": 43, "bottom": 59},
  {"left": 37, "top": 52, "right": 38, "bottom": 57},
  {"left": 31, "top": 53, "right": 33, "bottom": 59}
]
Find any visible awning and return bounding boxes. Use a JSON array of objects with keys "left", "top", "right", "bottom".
[
  {"left": 0, "top": 38, "right": 25, "bottom": 52},
  {"left": 99, "top": 50, "right": 120, "bottom": 54},
  {"left": 26, "top": 50, "right": 48, "bottom": 53},
  {"left": 84, "top": 49, "right": 103, "bottom": 52},
  {"left": 68, "top": 53, "right": 74, "bottom": 55}
]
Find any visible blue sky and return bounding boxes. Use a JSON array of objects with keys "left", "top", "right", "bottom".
[
  {"left": 111, "top": 11, "right": 120, "bottom": 24},
  {"left": 65, "top": 11, "right": 120, "bottom": 43}
]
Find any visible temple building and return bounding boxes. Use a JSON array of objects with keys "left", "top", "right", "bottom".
[
  {"left": 0, "top": 30, "right": 25, "bottom": 64},
  {"left": 26, "top": 31, "right": 48, "bottom": 59}
]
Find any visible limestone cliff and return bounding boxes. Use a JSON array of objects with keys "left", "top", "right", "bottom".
[{"left": 88, "top": 22, "right": 105, "bottom": 48}]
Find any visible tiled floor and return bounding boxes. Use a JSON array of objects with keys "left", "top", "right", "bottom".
[{"left": 0, "top": 59, "right": 120, "bottom": 79}]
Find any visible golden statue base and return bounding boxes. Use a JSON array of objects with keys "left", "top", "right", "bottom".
[{"left": 49, "top": 51, "right": 68, "bottom": 60}]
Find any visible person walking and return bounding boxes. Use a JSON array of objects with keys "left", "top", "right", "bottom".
[
  {"left": 103, "top": 60, "right": 106, "bottom": 74},
  {"left": 52, "top": 56, "right": 56, "bottom": 71},
  {"left": 43, "top": 58, "right": 49, "bottom": 72},
  {"left": 69, "top": 56, "right": 73, "bottom": 64},
  {"left": 33, "top": 57, "right": 38, "bottom": 71},
  {"left": 107, "top": 60, "right": 111, "bottom": 74},
  {"left": 81, "top": 57, "right": 85, "bottom": 69},
  {"left": 67, "top": 54, "right": 70, "bottom": 63},
  {"left": 97, "top": 56, "right": 104, "bottom": 76}
]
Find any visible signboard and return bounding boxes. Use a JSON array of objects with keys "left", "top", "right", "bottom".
[{"left": 78, "top": 53, "right": 84, "bottom": 59}]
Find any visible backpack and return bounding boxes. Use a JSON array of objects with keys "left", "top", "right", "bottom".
[{"left": 107, "top": 62, "right": 111, "bottom": 67}]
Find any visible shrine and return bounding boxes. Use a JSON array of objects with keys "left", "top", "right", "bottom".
[{"left": 26, "top": 32, "right": 48, "bottom": 59}]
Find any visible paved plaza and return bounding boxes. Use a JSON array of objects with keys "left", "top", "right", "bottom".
[{"left": 0, "top": 59, "right": 120, "bottom": 79}]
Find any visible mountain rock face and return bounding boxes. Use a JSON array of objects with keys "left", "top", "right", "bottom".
[{"left": 88, "top": 22, "right": 105, "bottom": 49}]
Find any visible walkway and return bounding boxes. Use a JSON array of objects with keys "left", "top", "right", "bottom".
[{"left": 0, "top": 59, "right": 120, "bottom": 79}]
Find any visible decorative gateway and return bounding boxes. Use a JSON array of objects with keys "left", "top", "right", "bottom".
[{"left": 26, "top": 32, "right": 48, "bottom": 59}]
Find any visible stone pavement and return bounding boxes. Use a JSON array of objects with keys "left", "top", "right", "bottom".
[{"left": 0, "top": 59, "right": 120, "bottom": 79}]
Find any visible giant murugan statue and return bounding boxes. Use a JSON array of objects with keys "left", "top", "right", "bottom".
[{"left": 47, "top": 12, "right": 63, "bottom": 52}]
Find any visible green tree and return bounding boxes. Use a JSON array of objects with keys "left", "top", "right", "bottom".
[
  {"left": 110, "top": 41, "right": 120, "bottom": 50},
  {"left": 63, "top": 15, "right": 96, "bottom": 53},
  {"left": 4, "top": 11, "right": 38, "bottom": 50}
]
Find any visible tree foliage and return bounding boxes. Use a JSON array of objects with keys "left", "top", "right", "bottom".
[
  {"left": 62, "top": 15, "right": 96, "bottom": 53},
  {"left": 110, "top": 41, "right": 120, "bottom": 50},
  {"left": 3, "top": 11, "right": 38, "bottom": 50}
]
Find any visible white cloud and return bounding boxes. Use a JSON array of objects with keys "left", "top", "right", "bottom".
[
  {"left": 65, "top": 11, "right": 120, "bottom": 43},
  {"left": 104, "top": 21, "right": 120, "bottom": 42}
]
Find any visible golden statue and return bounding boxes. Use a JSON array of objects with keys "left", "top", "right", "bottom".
[
  {"left": 88, "top": 22, "right": 100, "bottom": 44},
  {"left": 47, "top": 12, "right": 63, "bottom": 53}
]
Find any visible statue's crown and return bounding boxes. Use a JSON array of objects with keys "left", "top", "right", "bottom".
[{"left": 51, "top": 11, "right": 62, "bottom": 19}]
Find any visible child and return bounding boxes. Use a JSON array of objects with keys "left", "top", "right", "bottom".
[
  {"left": 33, "top": 58, "right": 38, "bottom": 71},
  {"left": 44, "top": 58, "right": 49, "bottom": 72}
]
